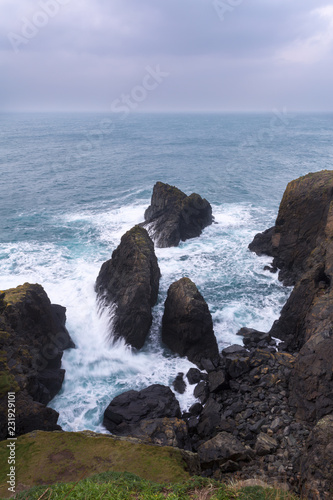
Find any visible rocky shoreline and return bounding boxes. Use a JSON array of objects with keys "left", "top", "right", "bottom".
[{"left": 1, "top": 175, "right": 333, "bottom": 498}]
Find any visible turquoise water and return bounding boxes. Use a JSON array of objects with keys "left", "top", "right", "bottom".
[{"left": 1, "top": 112, "right": 332, "bottom": 431}]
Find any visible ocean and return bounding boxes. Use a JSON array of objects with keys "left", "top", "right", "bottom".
[{"left": 1, "top": 111, "right": 332, "bottom": 432}]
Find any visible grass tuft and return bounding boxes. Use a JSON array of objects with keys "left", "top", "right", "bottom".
[{"left": 9, "top": 471, "right": 299, "bottom": 500}]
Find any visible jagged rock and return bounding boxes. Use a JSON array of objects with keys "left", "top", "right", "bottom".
[
  {"left": 249, "top": 170, "right": 333, "bottom": 286},
  {"left": 193, "top": 381, "right": 209, "bottom": 404},
  {"left": 255, "top": 433, "right": 278, "bottom": 456},
  {"left": 95, "top": 225, "right": 161, "bottom": 350},
  {"left": 0, "top": 283, "right": 74, "bottom": 440},
  {"left": 131, "top": 417, "right": 191, "bottom": 450},
  {"left": 249, "top": 171, "right": 333, "bottom": 354},
  {"left": 186, "top": 367, "right": 205, "bottom": 385},
  {"left": 223, "top": 350, "right": 251, "bottom": 380},
  {"left": 172, "top": 373, "right": 186, "bottom": 394},
  {"left": 249, "top": 226, "right": 276, "bottom": 257},
  {"left": 162, "top": 278, "right": 219, "bottom": 369},
  {"left": 143, "top": 182, "right": 213, "bottom": 248},
  {"left": 298, "top": 414, "right": 333, "bottom": 499},
  {"left": 208, "top": 370, "right": 228, "bottom": 393},
  {"left": 188, "top": 402, "right": 203, "bottom": 417},
  {"left": 222, "top": 344, "right": 247, "bottom": 356},
  {"left": 198, "top": 431, "right": 251, "bottom": 469},
  {"left": 103, "top": 384, "right": 181, "bottom": 437},
  {"left": 237, "top": 328, "right": 271, "bottom": 347},
  {"left": 289, "top": 330, "right": 333, "bottom": 423}
]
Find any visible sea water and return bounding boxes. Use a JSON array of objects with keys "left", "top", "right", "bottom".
[{"left": 1, "top": 112, "right": 332, "bottom": 432}]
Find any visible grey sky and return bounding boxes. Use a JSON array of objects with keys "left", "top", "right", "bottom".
[{"left": 1, "top": 0, "right": 333, "bottom": 112}]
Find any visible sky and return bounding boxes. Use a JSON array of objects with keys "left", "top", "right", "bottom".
[{"left": 1, "top": 0, "right": 333, "bottom": 112}]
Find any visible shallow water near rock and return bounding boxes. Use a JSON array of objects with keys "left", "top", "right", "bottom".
[{"left": 1, "top": 112, "right": 332, "bottom": 432}]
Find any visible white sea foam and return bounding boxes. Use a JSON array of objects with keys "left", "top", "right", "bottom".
[{"left": 1, "top": 199, "right": 291, "bottom": 433}]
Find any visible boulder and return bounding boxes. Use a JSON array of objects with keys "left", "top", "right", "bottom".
[
  {"left": 298, "top": 414, "right": 333, "bottom": 499},
  {"left": 162, "top": 278, "right": 219, "bottom": 369},
  {"left": 0, "top": 283, "right": 74, "bottom": 440},
  {"left": 95, "top": 225, "right": 161, "bottom": 350},
  {"left": 143, "top": 182, "right": 213, "bottom": 247},
  {"left": 222, "top": 347, "right": 251, "bottom": 380},
  {"left": 103, "top": 384, "right": 181, "bottom": 437},
  {"left": 237, "top": 328, "right": 271, "bottom": 347},
  {"left": 254, "top": 433, "right": 278, "bottom": 456},
  {"left": 208, "top": 370, "right": 228, "bottom": 393},
  {"left": 186, "top": 367, "right": 205, "bottom": 385},
  {"left": 289, "top": 330, "right": 333, "bottom": 423},
  {"left": 172, "top": 372, "right": 186, "bottom": 394},
  {"left": 132, "top": 417, "right": 191, "bottom": 450},
  {"left": 197, "top": 431, "right": 251, "bottom": 469}
]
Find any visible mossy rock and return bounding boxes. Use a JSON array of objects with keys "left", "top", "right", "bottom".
[
  {"left": 0, "top": 283, "right": 35, "bottom": 307},
  {"left": 0, "top": 430, "right": 199, "bottom": 498}
]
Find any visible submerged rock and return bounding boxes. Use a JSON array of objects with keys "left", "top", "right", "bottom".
[
  {"left": 0, "top": 283, "right": 74, "bottom": 440},
  {"left": 162, "top": 277, "right": 219, "bottom": 369},
  {"left": 143, "top": 182, "right": 213, "bottom": 247},
  {"left": 95, "top": 225, "right": 161, "bottom": 350}
]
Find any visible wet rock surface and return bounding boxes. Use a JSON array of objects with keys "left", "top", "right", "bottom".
[
  {"left": 0, "top": 283, "right": 74, "bottom": 439},
  {"left": 95, "top": 225, "right": 161, "bottom": 350},
  {"left": 143, "top": 182, "right": 213, "bottom": 248},
  {"left": 162, "top": 277, "right": 219, "bottom": 369}
]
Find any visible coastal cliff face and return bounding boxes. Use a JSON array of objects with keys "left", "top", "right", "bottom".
[
  {"left": 249, "top": 171, "right": 333, "bottom": 350},
  {"left": 249, "top": 170, "right": 333, "bottom": 497},
  {"left": 95, "top": 225, "right": 161, "bottom": 350},
  {"left": 0, "top": 283, "right": 74, "bottom": 440},
  {"left": 143, "top": 182, "right": 213, "bottom": 247}
]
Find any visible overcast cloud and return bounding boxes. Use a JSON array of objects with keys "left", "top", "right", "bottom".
[{"left": 1, "top": 0, "right": 333, "bottom": 112}]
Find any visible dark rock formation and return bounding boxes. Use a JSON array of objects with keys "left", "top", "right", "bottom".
[
  {"left": 187, "top": 347, "right": 310, "bottom": 488},
  {"left": 0, "top": 283, "right": 74, "bottom": 440},
  {"left": 162, "top": 278, "right": 219, "bottom": 369},
  {"left": 103, "top": 384, "right": 192, "bottom": 449},
  {"left": 289, "top": 330, "right": 333, "bottom": 423},
  {"left": 172, "top": 372, "right": 186, "bottom": 394},
  {"left": 237, "top": 328, "right": 272, "bottom": 349},
  {"left": 131, "top": 417, "right": 191, "bottom": 450},
  {"left": 186, "top": 367, "right": 205, "bottom": 385},
  {"left": 297, "top": 414, "right": 333, "bottom": 499},
  {"left": 249, "top": 170, "right": 333, "bottom": 286},
  {"left": 248, "top": 171, "right": 333, "bottom": 431},
  {"left": 197, "top": 432, "right": 252, "bottom": 471},
  {"left": 95, "top": 225, "right": 161, "bottom": 350},
  {"left": 254, "top": 433, "right": 278, "bottom": 456},
  {"left": 249, "top": 171, "right": 333, "bottom": 352},
  {"left": 103, "top": 384, "right": 181, "bottom": 435},
  {"left": 243, "top": 171, "right": 333, "bottom": 496},
  {"left": 143, "top": 182, "right": 213, "bottom": 248}
]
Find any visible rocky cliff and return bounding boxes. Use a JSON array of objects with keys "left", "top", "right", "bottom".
[
  {"left": 248, "top": 170, "right": 333, "bottom": 497},
  {"left": 0, "top": 283, "right": 74, "bottom": 439}
]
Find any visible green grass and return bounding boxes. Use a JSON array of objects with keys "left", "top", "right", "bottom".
[{"left": 7, "top": 471, "right": 298, "bottom": 500}]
